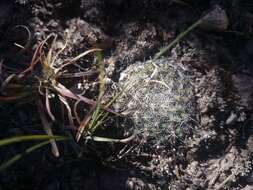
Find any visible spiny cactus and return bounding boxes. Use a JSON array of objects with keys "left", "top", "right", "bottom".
[{"left": 117, "top": 57, "right": 196, "bottom": 147}]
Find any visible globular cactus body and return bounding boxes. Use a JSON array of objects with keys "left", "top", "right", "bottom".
[{"left": 118, "top": 58, "right": 196, "bottom": 147}]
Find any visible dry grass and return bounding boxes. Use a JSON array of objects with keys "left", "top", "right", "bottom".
[{"left": 0, "top": 34, "right": 134, "bottom": 168}]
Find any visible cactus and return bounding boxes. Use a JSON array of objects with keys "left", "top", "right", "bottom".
[{"left": 117, "top": 57, "right": 196, "bottom": 148}]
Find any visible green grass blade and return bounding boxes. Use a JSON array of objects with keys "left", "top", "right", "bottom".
[
  {"left": 0, "top": 141, "right": 50, "bottom": 171},
  {"left": 85, "top": 133, "right": 136, "bottom": 143},
  {"left": 153, "top": 19, "right": 202, "bottom": 61},
  {"left": 0, "top": 137, "right": 68, "bottom": 172},
  {"left": 87, "top": 51, "right": 105, "bottom": 134},
  {"left": 0, "top": 135, "right": 65, "bottom": 147}
]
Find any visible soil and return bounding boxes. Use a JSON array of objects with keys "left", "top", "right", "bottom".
[{"left": 0, "top": 0, "right": 253, "bottom": 190}]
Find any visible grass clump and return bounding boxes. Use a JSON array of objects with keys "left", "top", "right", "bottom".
[{"left": 0, "top": 34, "right": 134, "bottom": 171}]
